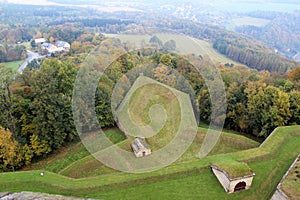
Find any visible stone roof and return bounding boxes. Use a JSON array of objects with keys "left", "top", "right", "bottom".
[{"left": 131, "top": 137, "right": 150, "bottom": 153}]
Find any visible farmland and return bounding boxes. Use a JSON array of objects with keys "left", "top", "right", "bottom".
[
  {"left": 232, "top": 17, "right": 271, "bottom": 27},
  {"left": 105, "top": 33, "right": 243, "bottom": 66}
]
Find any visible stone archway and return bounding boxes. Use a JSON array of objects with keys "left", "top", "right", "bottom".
[{"left": 234, "top": 181, "right": 246, "bottom": 192}]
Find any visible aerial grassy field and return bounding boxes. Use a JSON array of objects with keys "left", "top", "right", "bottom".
[
  {"left": 1, "top": 60, "right": 24, "bottom": 71},
  {"left": 232, "top": 17, "right": 271, "bottom": 27},
  {"left": 105, "top": 33, "right": 242, "bottom": 66},
  {"left": 0, "top": 125, "right": 299, "bottom": 199}
]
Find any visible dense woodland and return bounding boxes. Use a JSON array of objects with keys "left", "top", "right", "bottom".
[{"left": 0, "top": 44, "right": 26, "bottom": 62}]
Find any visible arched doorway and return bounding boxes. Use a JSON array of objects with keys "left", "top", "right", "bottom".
[{"left": 234, "top": 181, "right": 246, "bottom": 192}]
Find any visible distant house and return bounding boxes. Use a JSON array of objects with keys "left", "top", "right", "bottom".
[
  {"left": 211, "top": 165, "right": 255, "bottom": 193},
  {"left": 55, "top": 40, "right": 70, "bottom": 51},
  {"left": 131, "top": 137, "right": 151, "bottom": 158},
  {"left": 34, "top": 38, "right": 47, "bottom": 44}
]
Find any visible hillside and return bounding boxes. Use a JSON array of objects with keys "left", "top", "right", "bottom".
[{"left": 105, "top": 33, "right": 242, "bottom": 66}]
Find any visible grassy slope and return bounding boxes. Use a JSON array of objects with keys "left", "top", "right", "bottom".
[
  {"left": 24, "top": 128, "right": 125, "bottom": 173},
  {"left": 57, "top": 128, "right": 258, "bottom": 179},
  {"left": 2, "top": 60, "right": 24, "bottom": 71},
  {"left": 0, "top": 126, "right": 298, "bottom": 199}
]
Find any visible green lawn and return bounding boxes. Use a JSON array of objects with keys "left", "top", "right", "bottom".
[
  {"left": 56, "top": 128, "right": 258, "bottom": 179},
  {"left": 24, "top": 128, "right": 125, "bottom": 173},
  {"left": 0, "top": 124, "right": 298, "bottom": 199},
  {"left": 2, "top": 60, "right": 24, "bottom": 71}
]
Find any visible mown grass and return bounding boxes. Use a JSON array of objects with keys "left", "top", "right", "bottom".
[
  {"left": 58, "top": 128, "right": 258, "bottom": 179},
  {"left": 24, "top": 128, "right": 125, "bottom": 173},
  {"left": 128, "top": 83, "right": 181, "bottom": 150},
  {"left": 2, "top": 60, "right": 24, "bottom": 71},
  {"left": 0, "top": 126, "right": 298, "bottom": 199}
]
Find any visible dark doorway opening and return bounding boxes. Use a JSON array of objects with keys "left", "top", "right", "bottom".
[
  {"left": 142, "top": 151, "right": 146, "bottom": 157},
  {"left": 234, "top": 181, "right": 246, "bottom": 192}
]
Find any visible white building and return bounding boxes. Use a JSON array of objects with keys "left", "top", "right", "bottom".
[{"left": 34, "top": 38, "right": 47, "bottom": 44}]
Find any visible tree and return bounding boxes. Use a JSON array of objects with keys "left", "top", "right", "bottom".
[
  {"left": 159, "top": 54, "right": 173, "bottom": 67},
  {"left": 31, "top": 59, "right": 78, "bottom": 150},
  {"left": 288, "top": 65, "right": 300, "bottom": 89},
  {"left": 149, "top": 36, "right": 163, "bottom": 48},
  {"left": 0, "top": 65, "right": 16, "bottom": 139},
  {"left": 246, "top": 84, "right": 291, "bottom": 137},
  {"left": 30, "top": 40, "right": 37, "bottom": 48},
  {"left": 288, "top": 91, "right": 300, "bottom": 125},
  {"left": 163, "top": 40, "right": 176, "bottom": 51},
  {"left": 0, "top": 127, "right": 23, "bottom": 172}
]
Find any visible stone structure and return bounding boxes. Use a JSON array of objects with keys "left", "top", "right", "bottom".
[
  {"left": 0, "top": 192, "right": 96, "bottom": 200},
  {"left": 211, "top": 165, "right": 255, "bottom": 193},
  {"left": 131, "top": 137, "right": 151, "bottom": 158},
  {"left": 271, "top": 154, "right": 300, "bottom": 200}
]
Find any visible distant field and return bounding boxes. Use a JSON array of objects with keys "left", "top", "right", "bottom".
[
  {"left": 1, "top": 60, "right": 24, "bottom": 71},
  {"left": 233, "top": 17, "right": 271, "bottom": 27},
  {"left": 105, "top": 33, "right": 242, "bottom": 65}
]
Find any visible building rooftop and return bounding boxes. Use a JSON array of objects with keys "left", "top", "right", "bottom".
[
  {"left": 131, "top": 137, "right": 150, "bottom": 153},
  {"left": 211, "top": 159, "right": 255, "bottom": 179},
  {"left": 41, "top": 43, "right": 53, "bottom": 48},
  {"left": 55, "top": 40, "right": 69, "bottom": 47}
]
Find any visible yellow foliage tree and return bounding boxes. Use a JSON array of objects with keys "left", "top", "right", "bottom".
[{"left": 0, "top": 127, "right": 23, "bottom": 171}]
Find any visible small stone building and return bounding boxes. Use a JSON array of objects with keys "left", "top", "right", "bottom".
[
  {"left": 131, "top": 137, "right": 151, "bottom": 158},
  {"left": 211, "top": 165, "right": 255, "bottom": 193}
]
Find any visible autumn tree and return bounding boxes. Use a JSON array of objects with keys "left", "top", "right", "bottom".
[
  {"left": 0, "top": 65, "right": 16, "bottom": 139},
  {"left": 31, "top": 59, "right": 78, "bottom": 150},
  {"left": 288, "top": 65, "right": 300, "bottom": 89},
  {"left": 0, "top": 127, "right": 23, "bottom": 172}
]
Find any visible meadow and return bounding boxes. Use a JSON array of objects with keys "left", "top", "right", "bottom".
[
  {"left": 105, "top": 33, "right": 242, "bottom": 66},
  {"left": 232, "top": 17, "right": 271, "bottom": 27},
  {"left": 2, "top": 60, "right": 24, "bottom": 71}
]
